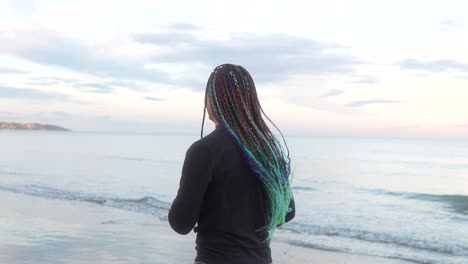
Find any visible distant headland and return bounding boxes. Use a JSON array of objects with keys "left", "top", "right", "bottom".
[{"left": 0, "top": 122, "right": 70, "bottom": 131}]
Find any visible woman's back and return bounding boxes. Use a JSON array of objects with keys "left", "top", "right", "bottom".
[{"left": 169, "top": 126, "right": 272, "bottom": 264}]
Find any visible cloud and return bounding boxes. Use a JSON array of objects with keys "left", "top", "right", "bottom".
[
  {"left": 26, "top": 77, "right": 129, "bottom": 94},
  {"left": 0, "top": 111, "right": 14, "bottom": 118},
  {"left": 144, "top": 96, "right": 165, "bottom": 101},
  {"left": 440, "top": 20, "right": 463, "bottom": 32},
  {"left": 6, "top": 0, "right": 35, "bottom": 16},
  {"left": 28, "top": 76, "right": 80, "bottom": 85},
  {"left": 451, "top": 124, "right": 468, "bottom": 128},
  {"left": 399, "top": 59, "right": 468, "bottom": 72},
  {"left": 281, "top": 87, "right": 352, "bottom": 114},
  {"left": 73, "top": 82, "right": 115, "bottom": 94},
  {"left": 0, "top": 28, "right": 170, "bottom": 83},
  {"left": 47, "top": 111, "right": 77, "bottom": 119},
  {"left": 351, "top": 76, "right": 380, "bottom": 84},
  {"left": 27, "top": 77, "right": 70, "bottom": 86},
  {"left": 21, "top": 111, "right": 78, "bottom": 121},
  {"left": 134, "top": 28, "right": 361, "bottom": 85},
  {"left": 26, "top": 112, "right": 79, "bottom": 125},
  {"left": 135, "top": 31, "right": 198, "bottom": 46},
  {"left": 0, "top": 86, "right": 73, "bottom": 101},
  {"left": 0, "top": 67, "right": 28, "bottom": 74},
  {"left": 136, "top": 23, "right": 201, "bottom": 45},
  {"left": 163, "top": 23, "right": 201, "bottom": 31},
  {"left": 320, "top": 89, "right": 344, "bottom": 98},
  {"left": 1, "top": 24, "right": 360, "bottom": 90},
  {"left": 345, "top": 100, "right": 405, "bottom": 107}
]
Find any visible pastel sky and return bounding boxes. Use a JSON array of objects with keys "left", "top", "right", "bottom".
[{"left": 1, "top": 0, "right": 467, "bottom": 138}]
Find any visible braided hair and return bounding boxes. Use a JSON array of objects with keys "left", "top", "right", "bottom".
[{"left": 201, "top": 63, "right": 293, "bottom": 241}]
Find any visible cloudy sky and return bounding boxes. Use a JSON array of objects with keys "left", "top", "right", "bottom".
[{"left": 1, "top": 0, "right": 467, "bottom": 138}]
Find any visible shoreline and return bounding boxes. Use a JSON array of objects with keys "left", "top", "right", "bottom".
[
  {"left": 0, "top": 190, "right": 415, "bottom": 264},
  {"left": 271, "top": 242, "right": 414, "bottom": 264}
]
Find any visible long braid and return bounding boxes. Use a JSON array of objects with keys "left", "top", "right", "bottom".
[
  {"left": 201, "top": 107, "right": 207, "bottom": 139},
  {"left": 203, "top": 64, "right": 292, "bottom": 241},
  {"left": 201, "top": 83, "right": 209, "bottom": 138}
]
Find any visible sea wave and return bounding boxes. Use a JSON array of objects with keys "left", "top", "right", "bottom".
[
  {"left": 104, "top": 155, "right": 179, "bottom": 164},
  {"left": 279, "top": 222, "right": 468, "bottom": 257},
  {"left": 3, "top": 184, "right": 467, "bottom": 259},
  {"left": 0, "top": 184, "right": 170, "bottom": 219},
  {"left": 291, "top": 186, "right": 315, "bottom": 192},
  {"left": 0, "top": 169, "right": 43, "bottom": 177},
  {"left": 369, "top": 189, "right": 468, "bottom": 215},
  {"left": 279, "top": 239, "right": 435, "bottom": 264}
]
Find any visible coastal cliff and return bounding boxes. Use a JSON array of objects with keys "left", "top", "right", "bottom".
[{"left": 0, "top": 122, "right": 70, "bottom": 131}]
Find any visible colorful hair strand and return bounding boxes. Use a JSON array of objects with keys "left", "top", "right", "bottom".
[{"left": 201, "top": 64, "right": 292, "bottom": 241}]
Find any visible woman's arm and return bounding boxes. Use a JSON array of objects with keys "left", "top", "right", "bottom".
[{"left": 168, "top": 140, "right": 213, "bottom": 235}]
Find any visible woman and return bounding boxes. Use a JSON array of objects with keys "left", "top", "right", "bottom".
[{"left": 169, "top": 64, "right": 295, "bottom": 264}]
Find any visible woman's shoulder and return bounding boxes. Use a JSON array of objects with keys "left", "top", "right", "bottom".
[
  {"left": 189, "top": 127, "right": 232, "bottom": 155},
  {"left": 188, "top": 127, "right": 226, "bottom": 153},
  {"left": 200, "top": 126, "right": 229, "bottom": 144}
]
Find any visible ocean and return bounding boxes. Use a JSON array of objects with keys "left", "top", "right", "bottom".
[{"left": 0, "top": 130, "right": 467, "bottom": 264}]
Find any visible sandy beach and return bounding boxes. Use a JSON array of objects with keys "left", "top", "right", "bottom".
[
  {"left": 271, "top": 242, "right": 412, "bottom": 264},
  {"left": 0, "top": 190, "right": 412, "bottom": 264}
]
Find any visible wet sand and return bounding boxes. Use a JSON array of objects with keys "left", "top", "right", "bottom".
[{"left": 0, "top": 191, "right": 411, "bottom": 263}]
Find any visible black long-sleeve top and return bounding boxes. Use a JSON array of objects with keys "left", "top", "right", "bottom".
[{"left": 169, "top": 126, "right": 295, "bottom": 264}]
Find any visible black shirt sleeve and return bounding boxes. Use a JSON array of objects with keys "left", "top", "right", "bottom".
[{"left": 168, "top": 140, "right": 214, "bottom": 235}]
